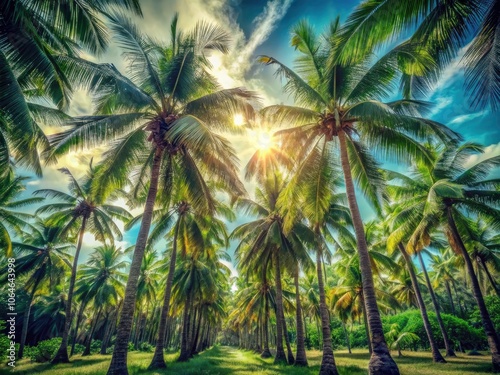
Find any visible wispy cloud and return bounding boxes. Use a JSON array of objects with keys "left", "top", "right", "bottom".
[{"left": 449, "top": 110, "right": 489, "bottom": 126}]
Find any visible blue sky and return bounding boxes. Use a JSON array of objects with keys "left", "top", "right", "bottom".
[{"left": 20, "top": 0, "right": 500, "bottom": 271}]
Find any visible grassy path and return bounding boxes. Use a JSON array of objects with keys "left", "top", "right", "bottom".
[{"left": 0, "top": 346, "right": 494, "bottom": 374}]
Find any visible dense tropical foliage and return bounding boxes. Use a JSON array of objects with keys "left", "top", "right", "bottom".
[{"left": 1, "top": 1, "right": 499, "bottom": 375}]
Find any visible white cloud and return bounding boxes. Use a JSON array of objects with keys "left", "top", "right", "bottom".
[
  {"left": 464, "top": 141, "right": 500, "bottom": 168},
  {"left": 448, "top": 110, "right": 489, "bottom": 126}
]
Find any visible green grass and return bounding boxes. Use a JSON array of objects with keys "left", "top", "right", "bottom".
[{"left": 0, "top": 346, "right": 494, "bottom": 375}]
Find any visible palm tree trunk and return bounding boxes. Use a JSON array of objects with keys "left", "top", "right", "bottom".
[
  {"left": 444, "top": 281, "right": 456, "bottom": 316},
  {"left": 338, "top": 129, "right": 399, "bottom": 375},
  {"left": 316, "top": 243, "right": 339, "bottom": 375},
  {"left": 107, "top": 146, "right": 164, "bottom": 375},
  {"left": 261, "top": 286, "right": 272, "bottom": 358},
  {"left": 294, "top": 267, "right": 308, "bottom": 366},
  {"left": 398, "top": 244, "right": 446, "bottom": 363},
  {"left": 342, "top": 321, "right": 351, "bottom": 354},
  {"left": 446, "top": 208, "right": 500, "bottom": 372},
  {"left": 479, "top": 257, "right": 500, "bottom": 298},
  {"left": 52, "top": 216, "right": 88, "bottom": 364},
  {"left": 71, "top": 300, "right": 88, "bottom": 356},
  {"left": 149, "top": 217, "right": 181, "bottom": 369},
  {"left": 417, "top": 252, "right": 456, "bottom": 357},
  {"left": 83, "top": 307, "right": 102, "bottom": 356},
  {"left": 361, "top": 293, "right": 372, "bottom": 354},
  {"left": 18, "top": 279, "right": 41, "bottom": 359},
  {"left": 178, "top": 291, "right": 193, "bottom": 362},
  {"left": 273, "top": 251, "right": 288, "bottom": 364},
  {"left": 281, "top": 307, "right": 295, "bottom": 364}
]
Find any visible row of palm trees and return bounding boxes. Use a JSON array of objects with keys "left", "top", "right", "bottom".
[{"left": 1, "top": 0, "right": 500, "bottom": 374}]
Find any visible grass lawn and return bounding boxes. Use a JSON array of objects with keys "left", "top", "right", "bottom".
[{"left": 0, "top": 346, "right": 494, "bottom": 375}]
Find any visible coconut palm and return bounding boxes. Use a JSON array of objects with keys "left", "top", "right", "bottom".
[
  {"left": 34, "top": 165, "right": 131, "bottom": 363},
  {"left": 5, "top": 221, "right": 72, "bottom": 358},
  {"left": 0, "top": 0, "right": 142, "bottom": 175},
  {"left": 46, "top": 13, "right": 253, "bottom": 373},
  {"left": 337, "top": 0, "right": 499, "bottom": 110},
  {"left": 387, "top": 142, "right": 500, "bottom": 371},
  {"left": 231, "top": 173, "right": 314, "bottom": 365},
  {"left": 386, "top": 323, "right": 420, "bottom": 358},
  {"left": 147, "top": 188, "right": 230, "bottom": 368},
  {"left": 0, "top": 176, "right": 43, "bottom": 256},
  {"left": 75, "top": 244, "right": 129, "bottom": 356},
  {"left": 260, "top": 17, "right": 459, "bottom": 375}
]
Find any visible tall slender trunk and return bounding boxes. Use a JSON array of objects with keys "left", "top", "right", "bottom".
[
  {"left": 273, "top": 251, "right": 288, "bottom": 364},
  {"left": 316, "top": 243, "right": 339, "bottom": 375},
  {"left": 178, "top": 291, "right": 193, "bottom": 362},
  {"left": 82, "top": 307, "right": 102, "bottom": 356},
  {"left": 446, "top": 208, "right": 500, "bottom": 372},
  {"left": 107, "top": 147, "right": 164, "bottom": 375},
  {"left": 261, "top": 284, "right": 272, "bottom": 358},
  {"left": 281, "top": 307, "right": 295, "bottom": 364},
  {"left": 294, "top": 267, "right": 308, "bottom": 366},
  {"left": 479, "top": 257, "right": 500, "bottom": 298},
  {"left": 52, "top": 216, "right": 88, "bottom": 364},
  {"left": 417, "top": 252, "right": 456, "bottom": 357},
  {"left": 342, "top": 321, "right": 351, "bottom": 354},
  {"left": 101, "top": 313, "right": 112, "bottom": 355},
  {"left": 18, "top": 278, "right": 41, "bottom": 359},
  {"left": 361, "top": 293, "right": 372, "bottom": 354},
  {"left": 444, "top": 281, "right": 456, "bottom": 316},
  {"left": 70, "top": 300, "right": 88, "bottom": 356},
  {"left": 149, "top": 217, "right": 181, "bottom": 369},
  {"left": 338, "top": 129, "right": 399, "bottom": 375},
  {"left": 399, "top": 244, "right": 445, "bottom": 363}
]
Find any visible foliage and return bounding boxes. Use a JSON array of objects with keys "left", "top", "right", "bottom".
[
  {"left": 24, "top": 338, "right": 62, "bottom": 363},
  {"left": 384, "top": 310, "right": 486, "bottom": 350},
  {"left": 471, "top": 296, "right": 500, "bottom": 333}
]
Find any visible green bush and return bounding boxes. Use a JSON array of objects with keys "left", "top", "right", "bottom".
[
  {"left": 90, "top": 339, "right": 102, "bottom": 354},
  {"left": 128, "top": 341, "right": 135, "bottom": 351},
  {"left": 139, "top": 342, "right": 154, "bottom": 352},
  {"left": 0, "top": 321, "right": 10, "bottom": 361},
  {"left": 471, "top": 296, "right": 500, "bottom": 333},
  {"left": 25, "top": 338, "right": 62, "bottom": 363},
  {"left": 73, "top": 343, "right": 85, "bottom": 354},
  {"left": 383, "top": 310, "right": 486, "bottom": 350}
]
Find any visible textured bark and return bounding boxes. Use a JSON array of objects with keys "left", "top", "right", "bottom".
[
  {"left": 417, "top": 252, "right": 456, "bottom": 357},
  {"left": 178, "top": 292, "right": 193, "bottom": 362},
  {"left": 52, "top": 217, "right": 88, "bottom": 364},
  {"left": 149, "top": 218, "right": 181, "bottom": 369},
  {"left": 261, "top": 286, "right": 272, "bottom": 358},
  {"left": 281, "top": 308, "right": 295, "bottom": 364},
  {"left": 107, "top": 147, "right": 164, "bottom": 375},
  {"left": 361, "top": 293, "right": 372, "bottom": 354},
  {"left": 273, "top": 251, "right": 288, "bottom": 364},
  {"left": 316, "top": 247, "right": 339, "bottom": 375},
  {"left": 338, "top": 130, "right": 399, "bottom": 375},
  {"left": 447, "top": 208, "right": 500, "bottom": 372},
  {"left": 399, "top": 244, "right": 446, "bottom": 363},
  {"left": 294, "top": 267, "right": 308, "bottom": 366}
]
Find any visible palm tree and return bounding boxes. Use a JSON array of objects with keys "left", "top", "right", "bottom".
[
  {"left": 47, "top": 13, "right": 253, "bottom": 374},
  {"left": 232, "top": 173, "right": 313, "bottom": 365},
  {"left": 386, "top": 323, "right": 420, "bottom": 358},
  {"left": 6, "top": 221, "right": 72, "bottom": 358},
  {"left": 147, "top": 185, "right": 229, "bottom": 369},
  {"left": 337, "top": 0, "right": 499, "bottom": 110},
  {"left": 75, "top": 244, "right": 128, "bottom": 356},
  {"left": 0, "top": 0, "right": 142, "bottom": 175},
  {"left": 387, "top": 143, "right": 500, "bottom": 371},
  {"left": 0, "top": 176, "right": 43, "bottom": 256},
  {"left": 260, "top": 18, "right": 459, "bottom": 375},
  {"left": 34, "top": 165, "right": 131, "bottom": 364}
]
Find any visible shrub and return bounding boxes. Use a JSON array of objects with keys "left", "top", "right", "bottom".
[
  {"left": 128, "top": 341, "right": 135, "bottom": 351},
  {"left": 139, "top": 342, "right": 154, "bottom": 352},
  {"left": 90, "top": 339, "right": 102, "bottom": 354},
  {"left": 25, "top": 338, "right": 62, "bottom": 363}
]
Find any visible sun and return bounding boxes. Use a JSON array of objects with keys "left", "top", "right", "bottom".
[{"left": 233, "top": 114, "right": 245, "bottom": 126}]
